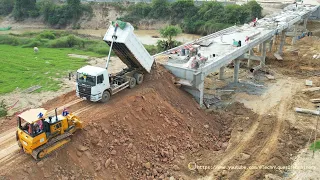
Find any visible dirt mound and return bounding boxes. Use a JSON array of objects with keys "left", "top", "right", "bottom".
[
  {"left": 2, "top": 65, "right": 233, "bottom": 180},
  {"left": 267, "top": 36, "right": 320, "bottom": 77}
]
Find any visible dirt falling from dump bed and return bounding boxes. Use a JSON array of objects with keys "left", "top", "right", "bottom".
[{"left": 2, "top": 65, "right": 233, "bottom": 180}]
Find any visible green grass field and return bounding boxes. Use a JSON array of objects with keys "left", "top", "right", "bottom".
[{"left": 0, "top": 45, "right": 104, "bottom": 94}]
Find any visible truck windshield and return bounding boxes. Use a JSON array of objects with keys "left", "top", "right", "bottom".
[{"left": 77, "top": 73, "right": 96, "bottom": 86}]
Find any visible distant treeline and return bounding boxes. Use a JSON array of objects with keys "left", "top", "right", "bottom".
[
  {"left": 121, "top": 0, "right": 263, "bottom": 35},
  {"left": 0, "top": 0, "right": 93, "bottom": 28}
]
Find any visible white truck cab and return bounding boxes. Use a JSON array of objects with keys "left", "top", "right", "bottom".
[{"left": 76, "top": 65, "right": 109, "bottom": 102}]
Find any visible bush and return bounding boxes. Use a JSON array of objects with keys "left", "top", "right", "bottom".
[
  {"left": 38, "top": 31, "right": 56, "bottom": 40},
  {"left": 144, "top": 44, "right": 159, "bottom": 55},
  {"left": 0, "top": 100, "right": 7, "bottom": 117},
  {"left": 48, "top": 35, "right": 84, "bottom": 48},
  {"left": 21, "top": 40, "right": 42, "bottom": 48},
  {"left": 0, "top": 35, "right": 20, "bottom": 46}
]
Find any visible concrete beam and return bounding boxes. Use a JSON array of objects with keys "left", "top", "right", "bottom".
[
  {"left": 243, "top": 53, "right": 262, "bottom": 61},
  {"left": 219, "top": 66, "right": 225, "bottom": 80},
  {"left": 233, "top": 59, "right": 240, "bottom": 83}
]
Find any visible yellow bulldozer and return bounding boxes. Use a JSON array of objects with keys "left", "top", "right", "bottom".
[{"left": 16, "top": 108, "right": 82, "bottom": 160}]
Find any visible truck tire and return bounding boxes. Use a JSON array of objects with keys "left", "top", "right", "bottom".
[
  {"left": 129, "top": 77, "right": 136, "bottom": 89},
  {"left": 134, "top": 73, "right": 144, "bottom": 85},
  {"left": 100, "top": 91, "right": 110, "bottom": 103}
]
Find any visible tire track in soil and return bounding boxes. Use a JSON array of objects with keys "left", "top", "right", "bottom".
[
  {"left": 203, "top": 80, "right": 299, "bottom": 180},
  {"left": 239, "top": 87, "right": 294, "bottom": 179}
]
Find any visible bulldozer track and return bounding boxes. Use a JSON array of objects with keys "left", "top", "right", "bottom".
[{"left": 31, "top": 132, "right": 72, "bottom": 160}]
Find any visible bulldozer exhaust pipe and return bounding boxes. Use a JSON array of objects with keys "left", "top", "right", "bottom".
[{"left": 55, "top": 108, "right": 58, "bottom": 121}]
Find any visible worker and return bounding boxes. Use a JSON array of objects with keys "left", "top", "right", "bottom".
[
  {"left": 245, "top": 36, "right": 249, "bottom": 43},
  {"left": 237, "top": 40, "right": 242, "bottom": 47},
  {"left": 28, "top": 124, "right": 32, "bottom": 135},
  {"left": 62, "top": 108, "right": 69, "bottom": 116},
  {"left": 233, "top": 39, "right": 238, "bottom": 46}
]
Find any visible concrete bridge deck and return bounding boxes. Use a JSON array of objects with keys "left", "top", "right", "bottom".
[{"left": 154, "top": 4, "right": 320, "bottom": 106}]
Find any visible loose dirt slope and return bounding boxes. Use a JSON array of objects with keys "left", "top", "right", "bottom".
[{"left": 0, "top": 66, "right": 233, "bottom": 180}]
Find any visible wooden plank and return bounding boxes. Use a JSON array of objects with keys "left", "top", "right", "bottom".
[
  {"left": 274, "top": 53, "right": 283, "bottom": 60},
  {"left": 310, "top": 98, "right": 320, "bottom": 103},
  {"left": 302, "top": 87, "right": 320, "bottom": 92},
  {"left": 295, "top": 107, "right": 320, "bottom": 116}
]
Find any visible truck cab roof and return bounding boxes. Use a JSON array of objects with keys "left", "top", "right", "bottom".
[{"left": 77, "top": 65, "right": 106, "bottom": 76}]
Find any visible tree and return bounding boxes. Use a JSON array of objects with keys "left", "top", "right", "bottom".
[
  {"left": 149, "top": 0, "right": 170, "bottom": 19},
  {"left": 13, "top": 0, "right": 37, "bottom": 21},
  {"left": 0, "top": 0, "right": 14, "bottom": 15},
  {"left": 67, "top": 0, "right": 81, "bottom": 20},
  {"left": 243, "top": 0, "right": 262, "bottom": 20},
  {"left": 158, "top": 25, "right": 182, "bottom": 50},
  {"left": 160, "top": 25, "right": 182, "bottom": 44},
  {"left": 170, "top": 0, "right": 198, "bottom": 22}
]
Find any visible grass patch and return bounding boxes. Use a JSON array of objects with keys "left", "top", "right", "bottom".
[
  {"left": 0, "top": 30, "right": 160, "bottom": 94},
  {"left": 0, "top": 44, "right": 103, "bottom": 94},
  {"left": 310, "top": 140, "right": 320, "bottom": 151},
  {"left": 0, "top": 100, "right": 7, "bottom": 117}
]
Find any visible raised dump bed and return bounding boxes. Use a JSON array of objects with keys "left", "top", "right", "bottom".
[{"left": 103, "top": 22, "right": 154, "bottom": 73}]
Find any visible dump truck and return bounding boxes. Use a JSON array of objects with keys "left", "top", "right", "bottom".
[
  {"left": 16, "top": 108, "right": 82, "bottom": 160},
  {"left": 76, "top": 20, "right": 154, "bottom": 102}
]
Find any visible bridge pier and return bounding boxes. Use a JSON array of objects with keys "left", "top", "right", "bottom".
[
  {"left": 278, "top": 30, "right": 286, "bottom": 55},
  {"left": 233, "top": 59, "right": 240, "bottom": 83},
  {"left": 303, "top": 18, "right": 308, "bottom": 31},
  {"left": 261, "top": 41, "right": 267, "bottom": 67},
  {"left": 269, "top": 38, "right": 273, "bottom": 52},
  {"left": 219, "top": 66, "right": 225, "bottom": 80},
  {"left": 247, "top": 49, "right": 253, "bottom": 68},
  {"left": 292, "top": 24, "right": 298, "bottom": 45}
]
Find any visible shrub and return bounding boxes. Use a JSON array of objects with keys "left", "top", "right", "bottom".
[
  {"left": 0, "top": 100, "right": 7, "bottom": 117},
  {"left": 48, "top": 35, "right": 84, "bottom": 48},
  {"left": 0, "top": 35, "right": 20, "bottom": 46},
  {"left": 38, "top": 31, "right": 56, "bottom": 40},
  {"left": 21, "top": 40, "right": 42, "bottom": 48}
]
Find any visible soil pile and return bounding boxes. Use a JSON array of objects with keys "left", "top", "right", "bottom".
[{"left": 2, "top": 65, "right": 233, "bottom": 180}]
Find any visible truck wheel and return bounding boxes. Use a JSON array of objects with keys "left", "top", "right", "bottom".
[
  {"left": 129, "top": 77, "right": 136, "bottom": 89},
  {"left": 134, "top": 73, "right": 144, "bottom": 85},
  {"left": 101, "top": 91, "right": 110, "bottom": 103}
]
